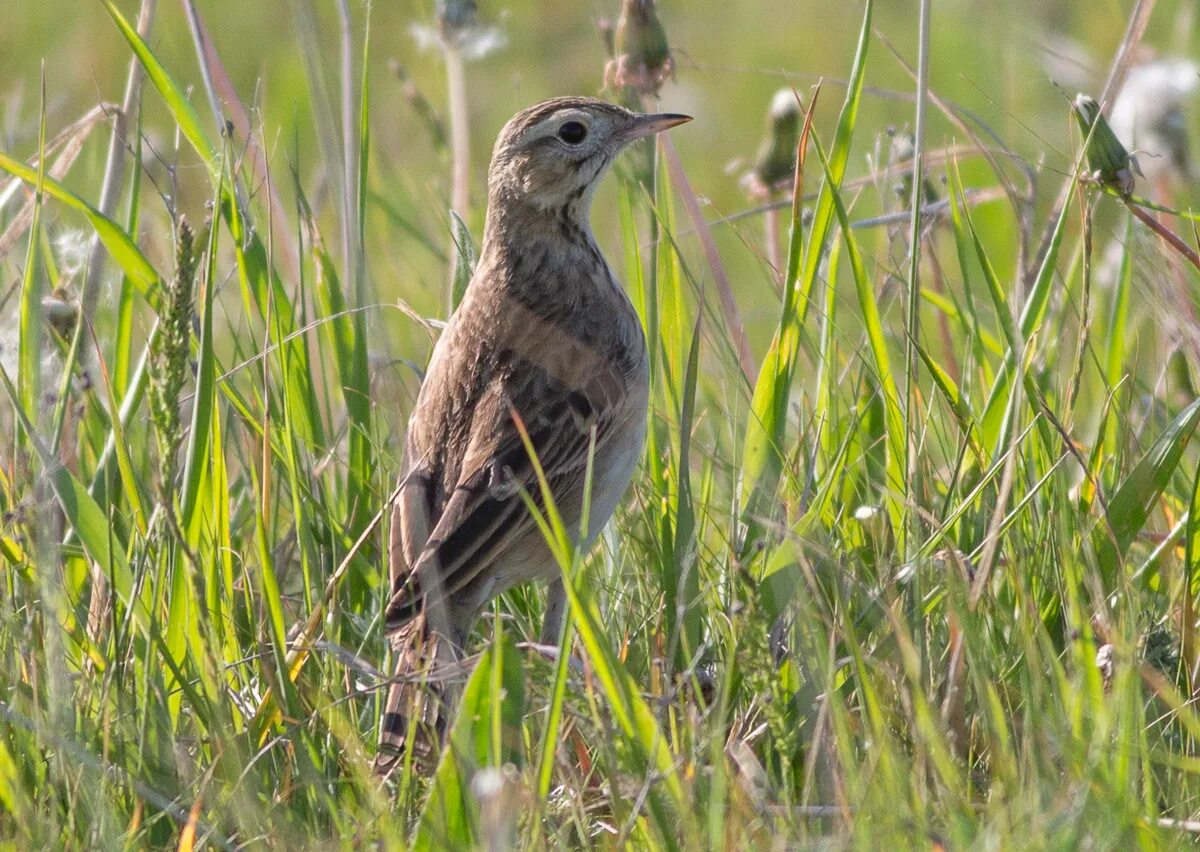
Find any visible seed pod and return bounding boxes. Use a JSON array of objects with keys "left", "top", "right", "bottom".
[
  {"left": 43, "top": 289, "right": 79, "bottom": 338},
  {"left": 1073, "top": 94, "right": 1140, "bottom": 197},
  {"left": 597, "top": 17, "right": 616, "bottom": 57},
  {"left": 751, "top": 89, "right": 801, "bottom": 194},
  {"left": 605, "top": 0, "right": 674, "bottom": 97}
]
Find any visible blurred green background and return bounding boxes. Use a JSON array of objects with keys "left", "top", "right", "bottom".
[{"left": 4, "top": 0, "right": 1195, "bottom": 346}]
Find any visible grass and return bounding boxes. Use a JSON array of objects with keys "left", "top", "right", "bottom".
[{"left": 4, "top": 0, "right": 1200, "bottom": 847}]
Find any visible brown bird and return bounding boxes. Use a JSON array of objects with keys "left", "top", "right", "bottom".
[{"left": 375, "top": 96, "right": 690, "bottom": 775}]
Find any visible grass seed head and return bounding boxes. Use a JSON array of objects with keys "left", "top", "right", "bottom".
[{"left": 149, "top": 217, "right": 197, "bottom": 497}]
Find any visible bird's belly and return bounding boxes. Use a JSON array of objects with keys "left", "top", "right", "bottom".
[{"left": 583, "top": 406, "right": 646, "bottom": 547}]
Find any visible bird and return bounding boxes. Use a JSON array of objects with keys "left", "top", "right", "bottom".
[{"left": 375, "top": 96, "right": 691, "bottom": 776}]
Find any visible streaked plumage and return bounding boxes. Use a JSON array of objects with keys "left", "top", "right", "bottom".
[{"left": 375, "top": 96, "right": 689, "bottom": 776}]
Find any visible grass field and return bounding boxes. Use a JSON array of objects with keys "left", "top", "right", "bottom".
[{"left": 4, "top": 0, "right": 1200, "bottom": 847}]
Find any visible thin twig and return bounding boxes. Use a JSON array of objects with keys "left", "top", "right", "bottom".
[
  {"left": 763, "top": 204, "right": 781, "bottom": 285},
  {"left": 1098, "top": 0, "right": 1156, "bottom": 111},
  {"left": 0, "top": 103, "right": 118, "bottom": 265},
  {"left": 903, "top": 0, "right": 931, "bottom": 564},
  {"left": 337, "top": 0, "right": 361, "bottom": 304}
]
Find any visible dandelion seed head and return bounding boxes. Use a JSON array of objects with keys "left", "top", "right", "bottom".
[
  {"left": 770, "top": 88, "right": 801, "bottom": 121},
  {"left": 54, "top": 228, "right": 91, "bottom": 278},
  {"left": 410, "top": 14, "right": 507, "bottom": 60},
  {"left": 471, "top": 767, "right": 505, "bottom": 800},
  {"left": 853, "top": 504, "right": 880, "bottom": 522},
  {"left": 458, "top": 24, "right": 507, "bottom": 60},
  {"left": 1111, "top": 57, "right": 1199, "bottom": 182}
]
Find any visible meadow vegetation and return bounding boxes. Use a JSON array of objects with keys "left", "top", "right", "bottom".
[{"left": 3, "top": 0, "right": 1200, "bottom": 847}]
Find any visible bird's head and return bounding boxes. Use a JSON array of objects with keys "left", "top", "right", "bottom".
[{"left": 486, "top": 96, "right": 690, "bottom": 220}]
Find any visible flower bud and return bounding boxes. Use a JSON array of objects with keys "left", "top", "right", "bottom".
[
  {"left": 750, "top": 89, "right": 801, "bottom": 195},
  {"left": 43, "top": 289, "right": 79, "bottom": 338},
  {"left": 597, "top": 17, "right": 616, "bottom": 57},
  {"left": 435, "top": 0, "right": 477, "bottom": 37},
  {"left": 886, "top": 128, "right": 938, "bottom": 205},
  {"left": 605, "top": 0, "right": 674, "bottom": 97}
]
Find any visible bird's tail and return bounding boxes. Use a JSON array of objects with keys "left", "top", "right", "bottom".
[{"left": 373, "top": 611, "right": 449, "bottom": 779}]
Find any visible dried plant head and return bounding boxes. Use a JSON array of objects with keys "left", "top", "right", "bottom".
[
  {"left": 1111, "top": 57, "right": 1198, "bottom": 183},
  {"left": 149, "top": 217, "right": 198, "bottom": 497},
  {"left": 745, "top": 88, "right": 801, "bottom": 197},
  {"left": 604, "top": 0, "right": 675, "bottom": 97}
]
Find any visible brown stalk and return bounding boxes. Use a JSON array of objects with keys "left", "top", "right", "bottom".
[{"left": 1126, "top": 201, "right": 1200, "bottom": 269}]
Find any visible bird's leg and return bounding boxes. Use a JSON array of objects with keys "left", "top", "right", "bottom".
[{"left": 540, "top": 577, "right": 568, "bottom": 645}]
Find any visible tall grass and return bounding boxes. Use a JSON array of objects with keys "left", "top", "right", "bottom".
[{"left": 3, "top": 0, "right": 1200, "bottom": 848}]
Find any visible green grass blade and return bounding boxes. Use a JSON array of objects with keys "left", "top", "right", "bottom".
[
  {"left": 449, "top": 210, "right": 476, "bottom": 310},
  {"left": 512, "top": 413, "right": 686, "bottom": 848},
  {"left": 1100, "top": 214, "right": 1135, "bottom": 465},
  {"left": 0, "top": 152, "right": 162, "bottom": 298},
  {"left": 179, "top": 195, "right": 221, "bottom": 538},
  {"left": 741, "top": 0, "right": 872, "bottom": 537},
  {"left": 0, "top": 363, "right": 145, "bottom": 629},
  {"left": 1095, "top": 396, "right": 1200, "bottom": 580},
  {"left": 815, "top": 136, "right": 906, "bottom": 545},
  {"left": 90, "top": 335, "right": 149, "bottom": 536},
  {"left": 103, "top": 0, "right": 217, "bottom": 165},
  {"left": 1186, "top": 458, "right": 1200, "bottom": 601}
]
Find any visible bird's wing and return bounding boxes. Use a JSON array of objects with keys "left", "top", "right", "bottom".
[{"left": 385, "top": 348, "right": 629, "bottom": 634}]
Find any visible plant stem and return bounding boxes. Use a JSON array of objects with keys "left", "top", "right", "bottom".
[
  {"left": 1128, "top": 201, "right": 1200, "bottom": 269},
  {"left": 445, "top": 42, "right": 470, "bottom": 310},
  {"left": 764, "top": 204, "right": 781, "bottom": 287},
  {"left": 79, "top": 0, "right": 155, "bottom": 368},
  {"left": 904, "top": 0, "right": 930, "bottom": 565}
]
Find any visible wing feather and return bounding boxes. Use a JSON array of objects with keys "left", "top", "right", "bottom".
[{"left": 385, "top": 373, "right": 618, "bottom": 633}]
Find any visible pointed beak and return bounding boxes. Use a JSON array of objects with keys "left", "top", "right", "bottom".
[{"left": 620, "top": 112, "right": 692, "bottom": 143}]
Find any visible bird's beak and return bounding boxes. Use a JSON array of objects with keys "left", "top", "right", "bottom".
[{"left": 621, "top": 112, "right": 692, "bottom": 142}]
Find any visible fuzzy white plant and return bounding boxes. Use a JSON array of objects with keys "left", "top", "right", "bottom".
[{"left": 1111, "top": 58, "right": 1199, "bottom": 183}]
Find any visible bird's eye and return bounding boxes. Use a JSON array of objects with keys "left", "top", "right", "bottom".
[{"left": 557, "top": 121, "right": 588, "bottom": 145}]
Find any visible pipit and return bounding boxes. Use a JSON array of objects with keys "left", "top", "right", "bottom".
[{"left": 375, "top": 96, "right": 690, "bottom": 775}]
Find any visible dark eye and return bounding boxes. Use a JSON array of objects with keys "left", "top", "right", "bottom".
[{"left": 557, "top": 121, "right": 588, "bottom": 145}]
